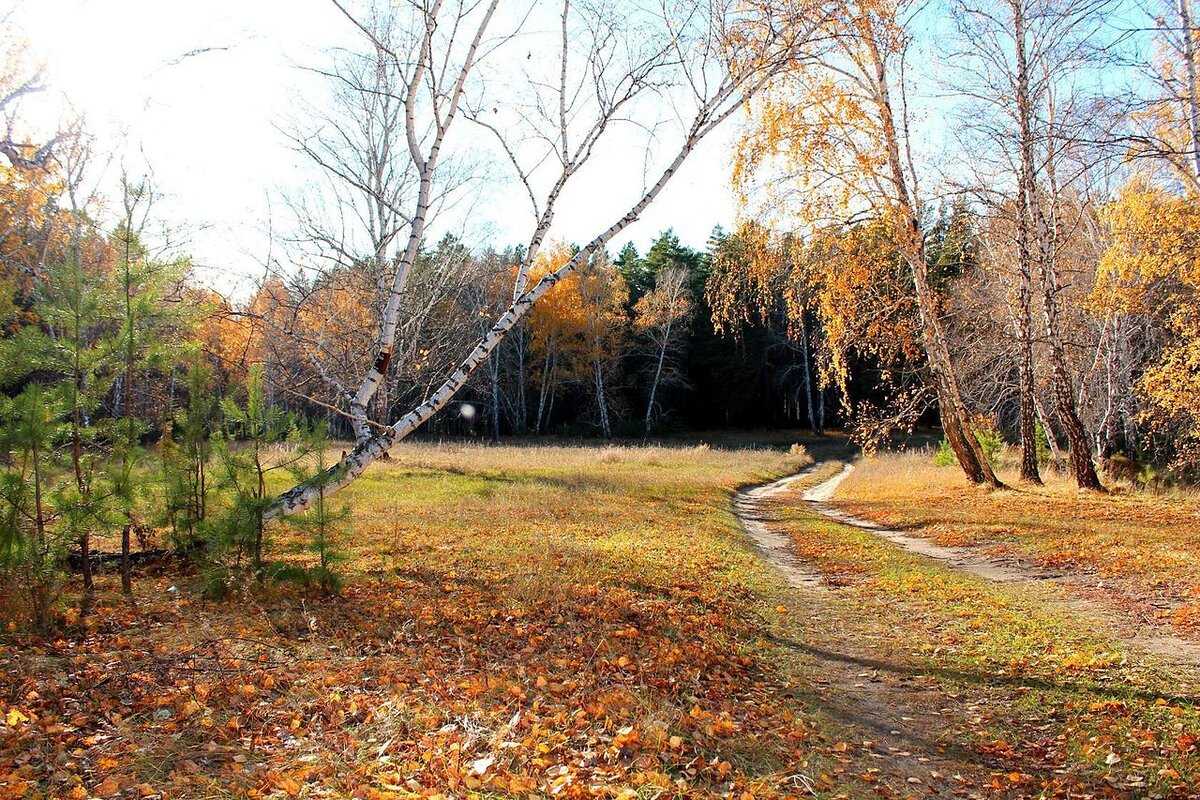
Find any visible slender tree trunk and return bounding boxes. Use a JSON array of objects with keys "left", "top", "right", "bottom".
[
  {"left": 1033, "top": 394, "right": 1066, "bottom": 466},
  {"left": 488, "top": 348, "right": 501, "bottom": 441},
  {"left": 515, "top": 324, "right": 528, "bottom": 434},
  {"left": 866, "top": 27, "right": 1001, "bottom": 488},
  {"left": 816, "top": 384, "right": 825, "bottom": 435},
  {"left": 1015, "top": 0, "right": 1101, "bottom": 490},
  {"left": 254, "top": 452, "right": 266, "bottom": 575},
  {"left": 644, "top": 320, "right": 672, "bottom": 435},
  {"left": 546, "top": 376, "right": 558, "bottom": 434},
  {"left": 1041, "top": 294, "right": 1102, "bottom": 488},
  {"left": 1181, "top": 0, "right": 1200, "bottom": 182},
  {"left": 1013, "top": 0, "right": 1043, "bottom": 485},
  {"left": 594, "top": 354, "right": 612, "bottom": 439},
  {"left": 121, "top": 222, "right": 135, "bottom": 597},
  {"left": 535, "top": 341, "right": 553, "bottom": 435},
  {"left": 1014, "top": 303, "right": 1041, "bottom": 483},
  {"left": 799, "top": 313, "right": 816, "bottom": 432}
]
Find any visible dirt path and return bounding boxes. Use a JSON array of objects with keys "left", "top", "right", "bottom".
[
  {"left": 780, "top": 462, "right": 1200, "bottom": 667},
  {"left": 734, "top": 463, "right": 1200, "bottom": 796},
  {"left": 803, "top": 465, "right": 1039, "bottom": 583},
  {"left": 736, "top": 465, "right": 1008, "bottom": 795},
  {"left": 734, "top": 468, "right": 827, "bottom": 590}
]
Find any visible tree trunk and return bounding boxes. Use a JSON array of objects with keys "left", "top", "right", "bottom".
[
  {"left": 1043, "top": 319, "right": 1102, "bottom": 488},
  {"left": 816, "top": 384, "right": 825, "bottom": 435},
  {"left": 1011, "top": 0, "right": 1046, "bottom": 485},
  {"left": 594, "top": 355, "right": 612, "bottom": 439},
  {"left": 488, "top": 347, "right": 501, "bottom": 441},
  {"left": 799, "top": 314, "right": 816, "bottom": 432},
  {"left": 1033, "top": 394, "right": 1066, "bottom": 466},
  {"left": 120, "top": 525, "right": 132, "bottom": 596},
  {"left": 515, "top": 324, "right": 528, "bottom": 434},
  {"left": 1181, "top": 0, "right": 1200, "bottom": 183},
  {"left": 866, "top": 26, "right": 1001, "bottom": 488},
  {"left": 644, "top": 320, "right": 672, "bottom": 435},
  {"left": 1014, "top": 0, "right": 1101, "bottom": 490},
  {"left": 535, "top": 341, "right": 554, "bottom": 435}
]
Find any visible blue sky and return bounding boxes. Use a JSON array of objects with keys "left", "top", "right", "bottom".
[{"left": 7, "top": 0, "right": 1162, "bottom": 295}]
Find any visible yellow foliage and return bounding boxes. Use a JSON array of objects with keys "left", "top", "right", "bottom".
[
  {"left": 527, "top": 241, "right": 628, "bottom": 383},
  {"left": 1097, "top": 179, "right": 1200, "bottom": 468}
]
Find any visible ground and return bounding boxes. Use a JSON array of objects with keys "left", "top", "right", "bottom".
[{"left": 0, "top": 439, "right": 1198, "bottom": 799}]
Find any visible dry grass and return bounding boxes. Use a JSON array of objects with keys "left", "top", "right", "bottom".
[
  {"left": 834, "top": 448, "right": 1200, "bottom": 631},
  {"left": 766, "top": 455, "right": 1200, "bottom": 798},
  {"left": 2, "top": 441, "right": 828, "bottom": 800}
]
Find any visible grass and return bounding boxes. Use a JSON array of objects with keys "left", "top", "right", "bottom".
[
  {"left": 774, "top": 448, "right": 1200, "bottom": 796},
  {"left": 0, "top": 440, "right": 828, "bottom": 800},
  {"left": 4, "top": 439, "right": 1199, "bottom": 799},
  {"left": 831, "top": 448, "right": 1200, "bottom": 632}
]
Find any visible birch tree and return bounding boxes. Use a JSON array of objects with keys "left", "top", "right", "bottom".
[
  {"left": 950, "top": 0, "right": 1108, "bottom": 489},
  {"left": 634, "top": 265, "right": 694, "bottom": 434},
  {"left": 268, "top": 0, "right": 828, "bottom": 516},
  {"left": 733, "top": 0, "right": 1002, "bottom": 486},
  {"left": 1129, "top": 0, "right": 1200, "bottom": 191}
]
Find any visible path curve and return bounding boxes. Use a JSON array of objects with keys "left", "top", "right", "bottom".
[
  {"left": 737, "top": 462, "right": 1200, "bottom": 666},
  {"left": 803, "top": 465, "right": 1033, "bottom": 583},
  {"left": 733, "top": 467, "right": 825, "bottom": 590}
]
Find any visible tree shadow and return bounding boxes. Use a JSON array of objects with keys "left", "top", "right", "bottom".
[{"left": 768, "top": 633, "right": 1200, "bottom": 705}]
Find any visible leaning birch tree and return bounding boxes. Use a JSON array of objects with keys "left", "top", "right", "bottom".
[{"left": 266, "top": 0, "right": 830, "bottom": 517}]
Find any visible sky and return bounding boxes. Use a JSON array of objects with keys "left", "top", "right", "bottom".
[{"left": 7, "top": 0, "right": 741, "bottom": 296}]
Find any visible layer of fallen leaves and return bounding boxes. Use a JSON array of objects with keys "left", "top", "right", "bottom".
[{"left": 0, "top": 442, "right": 832, "bottom": 800}]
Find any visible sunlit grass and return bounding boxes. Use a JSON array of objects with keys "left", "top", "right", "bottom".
[
  {"left": 4, "top": 440, "right": 835, "bottom": 800},
  {"left": 769, "top": 483, "right": 1200, "bottom": 796},
  {"left": 833, "top": 448, "right": 1200, "bottom": 630}
]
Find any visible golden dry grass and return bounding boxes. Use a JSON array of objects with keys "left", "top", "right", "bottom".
[
  {"left": 833, "top": 448, "right": 1200, "bottom": 630},
  {"left": 3, "top": 441, "right": 830, "bottom": 800}
]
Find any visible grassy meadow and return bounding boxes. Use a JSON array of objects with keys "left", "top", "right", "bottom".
[
  {"left": 832, "top": 449, "right": 1200, "bottom": 633},
  {"left": 3, "top": 440, "right": 1200, "bottom": 799},
  {"left": 1, "top": 441, "right": 832, "bottom": 800}
]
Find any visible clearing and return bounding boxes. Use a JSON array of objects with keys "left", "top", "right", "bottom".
[{"left": 1, "top": 441, "right": 1198, "bottom": 799}]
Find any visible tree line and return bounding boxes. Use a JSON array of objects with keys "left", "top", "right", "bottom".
[
  {"left": 3, "top": 0, "right": 1200, "bottom": 629},
  {"left": 246, "top": 229, "right": 841, "bottom": 444}
]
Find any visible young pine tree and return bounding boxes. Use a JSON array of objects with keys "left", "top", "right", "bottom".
[
  {"left": 209, "top": 366, "right": 303, "bottom": 585},
  {"left": 284, "top": 422, "right": 350, "bottom": 594},
  {"left": 0, "top": 386, "right": 67, "bottom": 631}
]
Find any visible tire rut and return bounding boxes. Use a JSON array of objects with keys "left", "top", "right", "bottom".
[{"left": 759, "top": 462, "right": 1200, "bottom": 668}]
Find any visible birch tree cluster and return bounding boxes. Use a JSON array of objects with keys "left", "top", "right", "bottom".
[{"left": 718, "top": 0, "right": 1200, "bottom": 487}]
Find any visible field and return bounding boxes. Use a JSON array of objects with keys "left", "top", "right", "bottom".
[
  {"left": 1, "top": 441, "right": 824, "bottom": 799},
  {"left": 831, "top": 450, "right": 1200, "bottom": 635},
  {"left": 2, "top": 440, "right": 1199, "bottom": 799}
]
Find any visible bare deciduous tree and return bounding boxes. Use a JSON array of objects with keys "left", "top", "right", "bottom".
[
  {"left": 267, "top": 0, "right": 828, "bottom": 516},
  {"left": 634, "top": 265, "right": 694, "bottom": 433}
]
